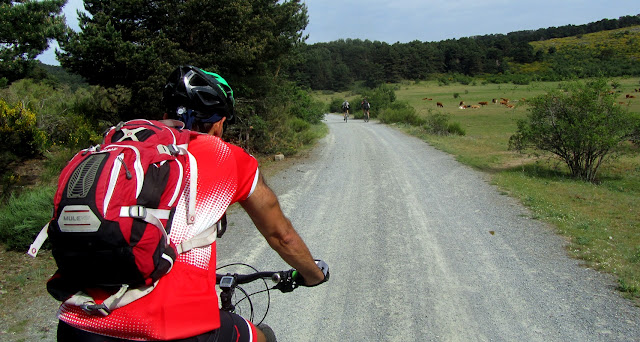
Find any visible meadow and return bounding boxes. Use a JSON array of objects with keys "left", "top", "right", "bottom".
[{"left": 327, "top": 78, "right": 640, "bottom": 300}]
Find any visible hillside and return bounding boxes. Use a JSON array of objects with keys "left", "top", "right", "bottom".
[{"left": 531, "top": 25, "right": 640, "bottom": 59}]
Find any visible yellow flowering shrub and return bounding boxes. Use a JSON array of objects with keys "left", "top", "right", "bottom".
[{"left": 0, "top": 99, "right": 49, "bottom": 158}]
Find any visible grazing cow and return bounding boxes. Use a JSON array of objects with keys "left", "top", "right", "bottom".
[
  {"left": 500, "top": 100, "right": 509, "bottom": 105},
  {"left": 506, "top": 104, "right": 515, "bottom": 108},
  {"left": 422, "top": 97, "right": 433, "bottom": 100},
  {"left": 626, "top": 94, "right": 636, "bottom": 99},
  {"left": 501, "top": 98, "right": 509, "bottom": 102},
  {"left": 470, "top": 105, "right": 480, "bottom": 109},
  {"left": 478, "top": 101, "right": 488, "bottom": 106},
  {"left": 437, "top": 102, "right": 443, "bottom": 108},
  {"left": 492, "top": 98, "right": 498, "bottom": 104}
]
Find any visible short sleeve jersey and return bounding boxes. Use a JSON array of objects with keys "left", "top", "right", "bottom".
[{"left": 56, "top": 133, "right": 259, "bottom": 340}]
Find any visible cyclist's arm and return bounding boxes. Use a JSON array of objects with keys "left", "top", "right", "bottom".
[{"left": 240, "top": 174, "right": 326, "bottom": 286}]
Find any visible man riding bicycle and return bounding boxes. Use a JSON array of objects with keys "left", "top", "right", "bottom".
[
  {"left": 342, "top": 100, "right": 350, "bottom": 122},
  {"left": 362, "top": 98, "right": 370, "bottom": 122},
  {"left": 55, "top": 65, "right": 329, "bottom": 342}
]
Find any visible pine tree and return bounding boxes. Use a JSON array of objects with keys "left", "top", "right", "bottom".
[
  {"left": 57, "top": 0, "right": 309, "bottom": 118},
  {"left": 0, "top": 0, "right": 66, "bottom": 83}
]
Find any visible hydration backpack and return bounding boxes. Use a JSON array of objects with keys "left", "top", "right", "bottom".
[{"left": 28, "top": 119, "right": 218, "bottom": 316}]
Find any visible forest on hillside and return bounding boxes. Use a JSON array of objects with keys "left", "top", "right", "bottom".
[{"left": 286, "top": 14, "right": 640, "bottom": 90}]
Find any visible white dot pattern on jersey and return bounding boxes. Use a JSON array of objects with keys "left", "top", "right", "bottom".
[
  {"left": 169, "top": 138, "right": 237, "bottom": 269},
  {"left": 59, "top": 304, "right": 159, "bottom": 340}
]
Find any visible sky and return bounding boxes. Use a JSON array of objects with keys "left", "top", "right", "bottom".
[{"left": 37, "top": 0, "right": 640, "bottom": 66}]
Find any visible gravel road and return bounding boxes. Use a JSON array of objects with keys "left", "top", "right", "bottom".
[
  {"left": 15, "top": 114, "right": 640, "bottom": 342},
  {"left": 219, "top": 114, "right": 640, "bottom": 342}
]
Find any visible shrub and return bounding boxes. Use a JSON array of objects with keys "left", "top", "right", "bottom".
[
  {"left": 423, "top": 113, "right": 452, "bottom": 135},
  {"left": 0, "top": 99, "right": 49, "bottom": 159},
  {"left": 359, "top": 83, "right": 397, "bottom": 116},
  {"left": 329, "top": 98, "right": 345, "bottom": 113},
  {"left": 378, "top": 102, "right": 424, "bottom": 126},
  {"left": 447, "top": 122, "right": 466, "bottom": 136},
  {"left": 0, "top": 186, "right": 54, "bottom": 251},
  {"left": 509, "top": 79, "right": 638, "bottom": 182}
]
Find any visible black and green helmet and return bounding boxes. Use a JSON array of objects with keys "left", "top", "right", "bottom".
[{"left": 163, "top": 65, "right": 235, "bottom": 129}]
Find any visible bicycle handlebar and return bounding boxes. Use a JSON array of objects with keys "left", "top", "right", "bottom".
[
  {"left": 216, "top": 269, "right": 301, "bottom": 293},
  {"left": 216, "top": 259, "right": 329, "bottom": 294}
]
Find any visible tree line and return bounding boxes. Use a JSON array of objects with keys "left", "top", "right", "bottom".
[{"left": 286, "top": 14, "right": 640, "bottom": 91}]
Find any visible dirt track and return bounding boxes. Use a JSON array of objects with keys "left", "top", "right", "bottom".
[
  {"left": 7, "top": 113, "right": 640, "bottom": 341},
  {"left": 220, "top": 114, "right": 640, "bottom": 341}
]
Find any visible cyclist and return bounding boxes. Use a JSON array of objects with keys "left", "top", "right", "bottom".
[
  {"left": 342, "top": 99, "right": 350, "bottom": 122},
  {"left": 361, "top": 98, "right": 370, "bottom": 122},
  {"left": 55, "top": 65, "right": 329, "bottom": 342}
]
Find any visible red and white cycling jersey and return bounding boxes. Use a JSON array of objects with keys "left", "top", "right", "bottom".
[{"left": 57, "top": 133, "right": 259, "bottom": 340}]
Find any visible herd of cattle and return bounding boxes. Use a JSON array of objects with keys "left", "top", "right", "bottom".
[
  {"left": 422, "top": 97, "right": 521, "bottom": 109},
  {"left": 422, "top": 90, "right": 639, "bottom": 109}
]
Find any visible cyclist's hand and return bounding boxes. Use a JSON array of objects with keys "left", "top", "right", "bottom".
[
  {"left": 273, "top": 260, "right": 329, "bottom": 292},
  {"left": 296, "top": 260, "right": 330, "bottom": 287}
]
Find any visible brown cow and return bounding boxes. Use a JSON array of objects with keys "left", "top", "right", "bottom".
[
  {"left": 626, "top": 94, "right": 636, "bottom": 99},
  {"left": 478, "top": 101, "right": 488, "bottom": 106},
  {"left": 436, "top": 102, "right": 443, "bottom": 108},
  {"left": 470, "top": 105, "right": 481, "bottom": 109}
]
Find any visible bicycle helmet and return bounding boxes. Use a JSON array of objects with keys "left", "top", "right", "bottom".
[{"left": 163, "top": 65, "right": 235, "bottom": 129}]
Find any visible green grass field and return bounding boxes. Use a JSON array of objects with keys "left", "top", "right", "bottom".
[{"left": 325, "top": 77, "right": 640, "bottom": 300}]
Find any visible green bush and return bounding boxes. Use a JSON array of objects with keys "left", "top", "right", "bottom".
[
  {"left": 329, "top": 97, "right": 346, "bottom": 113},
  {"left": 360, "top": 83, "right": 397, "bottom": 116},
  {"left": 229, "top": 81, "right": 326, "bottom": 155},
  {"left": 378, "top": 101, "right": 424, "bottom": 126},
  {"left": 423, "top": 113, "right": 451, "bottom": 135},
  {"left": 510, "top": 78, "right": 638, "bottom": 182},
  {"left": 447, "top": 122, "right": 466, "bottom": 136},
  {"left": 0, "top": 186, "right": 54, "bottom": 251},
  {"left": 287, "top": 117, "right": 310, "bottom": 133}
]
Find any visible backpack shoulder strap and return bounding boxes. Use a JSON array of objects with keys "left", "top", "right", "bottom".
[{"left": 27, "top": 222, "right": 49, "bottom": 257}]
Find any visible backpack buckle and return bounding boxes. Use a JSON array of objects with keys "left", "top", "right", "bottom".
[
  {"left": 129, "top": 205, "right": 147, "bottom": 220},
  {"left": 80, "top": 303, "right": 111, "bottom": 316},
  {"left": 167, "top": 144, "right": 180, "bottom": 155}
]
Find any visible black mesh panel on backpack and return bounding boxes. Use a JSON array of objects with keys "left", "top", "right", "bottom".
[{"left": 49, "top": 152, "right": 144, "bottom": 288}]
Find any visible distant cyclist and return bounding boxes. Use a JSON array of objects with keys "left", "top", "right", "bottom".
[
  {"left": 361, "top": 98, "right": 370, "bottom": 122},
  {"left": 342, "top": 100, "right": 350, "bottom": 122}
]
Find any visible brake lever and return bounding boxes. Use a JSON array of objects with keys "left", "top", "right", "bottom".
[{"left": 273, "top": 270, "right": 298, "bottom": 293}]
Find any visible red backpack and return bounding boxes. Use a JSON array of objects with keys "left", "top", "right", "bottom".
[{"left": 29, "top": 119, "right": 217, "bottom": 315}]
